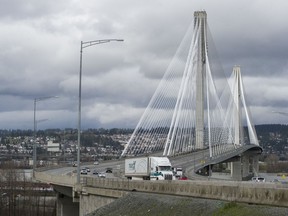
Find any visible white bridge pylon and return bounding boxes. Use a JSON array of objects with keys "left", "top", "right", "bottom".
[
  {"left": 229, "top": 66, "right": 259, "bottom": 147},
  {"left": 121, "top": 11, "right": 259, "bottom": 158}
]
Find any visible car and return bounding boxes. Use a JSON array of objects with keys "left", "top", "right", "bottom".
[
  {"left": 85, "top": 167, "right": 90, "bottom": 172},
  {"left": 93, "top": 161, "right": 99, "bottom": 165},
  {"left": 80, "top": 169, "right": 88, "bottom": 175},
  {"left": 251, "top": 177, "right": 265, "bottom": 182},
  {"left": 92, "top": 170, "right": 99, "bottom": 175},
  {"left": 179, "top": 176, "right": 188, "bottom": 180},
  {"left": 106, "top": 168, "right": 113, "bottom": 173},
  {"left": 98, "top": 172, "right": 106, "bottom": 178},
  {"left": 73, "top": 161, "right": 81, "bottom": 167},
  {"left": 272, "top": 179, "right": 280, "bottom": 183}
]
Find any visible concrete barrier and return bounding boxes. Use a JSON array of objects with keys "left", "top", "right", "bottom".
[
  {"left": 35, "top": 171, "right": 77, "bottom": 187},
  {"left": 83, "top": 177, "right": 288, "bottom": 207},
  {"left": 35, "top": 171, "right": 288, "bottom": 215}
]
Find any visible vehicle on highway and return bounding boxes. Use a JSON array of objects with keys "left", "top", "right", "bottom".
[
  {"left": 125, "top": 156, "right": 174, "bottom": 180},
  {"left": 92, "top": 170, "right": 99, "bottom": 175},
  {"left": 251, "top": 177, "right": 265, "bottom": 182},
  {"left": 73, "top": 161, "right": 81, "bottom": 167},
  {"left": 80, "top": 169, "right": 88, "bottom": 175},
  {"left": 179, "top": 176, "right": 188, "bottom": 180},
  {"left": 173, "top": 167, "right": 183, "bottom": 178},
  {"left": 98, "top": 172, "right": 106, "bottom": 178},
  {"left": 85, "top": 167, "right": 90, "bottom": 172},
  {"left": 106, "top": 168, "right": 113, "bottom": 173},
  {"left": 93, "top": 161, "right": 99, "bottom": 165}
]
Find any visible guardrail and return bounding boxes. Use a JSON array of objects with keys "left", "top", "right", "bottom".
[
  {"left": 35, "top": 168, "right": 288, "bottom": 207},
  {"left": 82, "top": 177, "right": 288, "bottom": 207},
  {"left": 35, "top": 171, "right": 77, "bottom": 187}
]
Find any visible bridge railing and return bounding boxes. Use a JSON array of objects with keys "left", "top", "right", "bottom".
[
  {"left": 83, "top": 176, "right": 288, "bottom": 190},
  {"left": 35, "top": 171, "right": 77, "bottom": 187},
  {"left": 82, "top": 176, "right": 288, "bottom": 207},
  {"left": 190, "top": 144, "right": 262, "bottom": 176}
]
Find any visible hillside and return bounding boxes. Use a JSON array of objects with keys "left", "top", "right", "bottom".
[{"left": 88, "top": 192, "right": 288, "bottom": 216}]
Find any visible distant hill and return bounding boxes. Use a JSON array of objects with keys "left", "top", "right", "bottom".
[{"left": 255, "top": 124, "right": 288, "bottom": 136}]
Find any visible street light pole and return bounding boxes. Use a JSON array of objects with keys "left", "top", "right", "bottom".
[
  {"left": 77, "top": 39, "right": 124, "bottom": 184},
  {"left": 33, "top": 96, "right": 58, "bottom": 178}
]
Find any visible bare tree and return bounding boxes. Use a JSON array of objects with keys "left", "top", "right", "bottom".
[{"left": 0, "top": 161, "right": 56, "bottom": 216}]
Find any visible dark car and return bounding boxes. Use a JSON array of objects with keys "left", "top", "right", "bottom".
[
  {"left": 92, "top": 170, "right": 99, "bottom": 175},
  {"left": 106, "top": 168, "right": 113, "bottom": 173}
]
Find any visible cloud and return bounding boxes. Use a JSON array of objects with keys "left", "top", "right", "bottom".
[
  {"left": 1, "top": 0, "right": 288, "bottom": 129},
  {"left": 86, "top": 103, "right": 145, "bottom": 128}
]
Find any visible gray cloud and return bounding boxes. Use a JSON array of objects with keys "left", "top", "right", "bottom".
[{"left": 0, "top": 0, "right": 288, "bottom": 129}]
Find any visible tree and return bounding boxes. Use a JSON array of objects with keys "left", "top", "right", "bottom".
[
  {"left": 0, "top": 162, "right": 56, "bottom": 216},
  {"left": 265, "top": 154, "right": 279, "bottom": 165}
]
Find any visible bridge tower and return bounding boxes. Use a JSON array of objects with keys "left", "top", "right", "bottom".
[
  {"left": 229, "top": 65, "right": 260, "bottom": 180},
  {"left": 121, "top": 11, "right": 259, "bottom": 159},
  {"left": 194, "top": 11, "right": 207, "bottom": 150},
  {"left": 232, "top": 66, "right": 243, "bottom": 145},
  {"left": 230, "top": 65, "right": 259, "bottom": 146}
]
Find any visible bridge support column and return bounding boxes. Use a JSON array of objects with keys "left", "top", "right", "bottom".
[
  {"left": 80, "top": 193, "right": 117, "bottom": 216},
  {"left": 242, "top": 155, "right": 250, "bottom": 178},
  {"left": 231, "top": 161, "right": 242, "bottom": 181},
  {"left": 227, "top": 162, "right": 231, "bottom": 170},
  {"left": 56, "top": 192, "right": 79, "bottom": 216},
  {"left": 252, "top": 154, "right": 259, "bottom": 176}
]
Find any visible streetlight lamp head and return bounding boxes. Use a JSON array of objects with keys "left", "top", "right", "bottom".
[
  {"left": 33, "top": 95, "right": 59, "bottom": 179},
  {"left": 116, "top": 39, "right": 124, "bottom": 42}
]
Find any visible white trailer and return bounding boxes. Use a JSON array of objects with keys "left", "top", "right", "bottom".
[{"left": 125, "top": 156, "right": 174, "bottom": 180}]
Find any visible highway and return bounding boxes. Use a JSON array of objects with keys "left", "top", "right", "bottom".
[
  {"left": 42, "top": 149, "right": 211, "bottom": 181},
  {"left": 41, "top": 144, "right": 261, "bottom": 181},
  {"left": 44, "top": 159, "right": 124, "bottom": 177}
]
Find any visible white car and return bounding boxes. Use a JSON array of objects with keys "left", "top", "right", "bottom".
[
  {"left": 93, "top": 161, "right": 99, "bottom": 165},
  {"left": 98, "top": 172, "right": 106, "bottom": 178},
  {"left": 80, "top": 169, "right": 88, "bottom": 175}
]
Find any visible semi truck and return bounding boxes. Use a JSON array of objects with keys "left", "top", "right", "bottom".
[{"left": 124, "top": 156, "right": 174, "bottom": 180}]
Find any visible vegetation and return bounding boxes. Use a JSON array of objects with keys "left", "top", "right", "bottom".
[
  {"left": 89, "top": 192, "right": 288, "bottom": 216},
  {"left": 0, "top": 128, "right": 133, "bottom": 138},
  {"left": 0, "top": 162, "right": 55, "bottom": 216},
  {"left": 256, "top": 124, "right": 288, "bottom": 156},
  {"left": 260, "top": 154, "right": 288, "bottom": 173},
  {"left": 0, "top": 128, "right": 129, "bottom": 149},
  {"left": 0, "top": 124, "right": 287, "bottom": 165}
]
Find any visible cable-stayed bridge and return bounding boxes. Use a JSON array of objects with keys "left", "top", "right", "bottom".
[
  {"left": 121, "top": 11, "right": 262, "bottom": 179},
  {"left": 32, "top": 11, "right": 274, "bottom": 215}
]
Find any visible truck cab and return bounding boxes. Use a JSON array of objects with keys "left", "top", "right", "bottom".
[{"left": 150, "top": 158, "right": 174, "bottom": 180}]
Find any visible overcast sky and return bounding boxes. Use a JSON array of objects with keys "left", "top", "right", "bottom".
[{"left": 0, "top": 0, "right": 288, "bottom": 130}]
